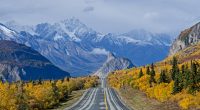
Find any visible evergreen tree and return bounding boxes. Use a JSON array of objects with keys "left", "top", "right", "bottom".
[
  {"left": 179, "top": 65, "right": 184, "bottom": 90},
  {"left": 196, "top": 63, "right": 200, "bottom": 91},
  {"left": 171, "top": 57, "right": 179, "bottom": 81},
  {"left": 146, "top": 66, "right": 150, "bottom": 75},
  {"left": 181, "top": 65, "right": 186, "bottom": 89},
  {"left": 149, "top": 63, "right": 156, "bottom": 87},
  {"left": 138, "top": 68, "right": 144, "bottom": 78},
  {"left": 0, "top": 76, "right": 3, "bottom": 83},
  {"left": 32, "top": 80, "right": 36, "bottom": 85},
  {"left": 189, "top": 61, "right": 200, "bottom": 93},
  {"left": 184, "top": 64, "right": 191, "bottom": 89},
  {"left": 159, "top": 70, "right": 168, "bottom": 83},
  {"left": 150, "top": 63, "right": 156, "bottom": 77},
  {"left": 172, "top": 59, "right": 182, "bottom": 94},
  {"left": 66, "top": 77, "right": 70, "bottom": 82},
  {"left": 38, "top": 77, "right": 42, "bottom": 85},
  {"left": 173, "top": 73, "right": 181, "bottom": 94},
  {"left": 173, "top": 68, "right": 184, "bottom": 94}
]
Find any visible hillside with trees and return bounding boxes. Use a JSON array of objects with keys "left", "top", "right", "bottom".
[
  {"left": 0, "top": 76, "right": 98, "bottom": 110},
  {"left": 108, "top": 23, "right": 200, "bottom": 109},
  {"left": 108, "top": 58, "right": 200, "bottom": 109}
]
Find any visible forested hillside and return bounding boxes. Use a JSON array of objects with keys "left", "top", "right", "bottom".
[
  {"left": 108, "top": 54, "right": 200, "bottom": 109},
  {"left": 0, "top": 76, "right": 98, "bottom": 110},
  {"left": 108, "top": 22, "right": 200, "bottom": 110}
]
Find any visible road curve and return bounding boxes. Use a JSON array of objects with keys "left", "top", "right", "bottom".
[{"left": 65, "top": 78, "right": 131, "bottom": 110}]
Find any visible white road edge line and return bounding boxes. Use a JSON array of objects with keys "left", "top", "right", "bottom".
[
  {"left": 78, "top": 89, "right": 95, "bottom": 109},
  {"left": 108, "top": 88, "right": 123, "bottom": 110},
  {"left": 85, "top": 88, "right": 99, "bottom": 110},
  {"left": 64, "top": 89, "right": 90, "bottom": 110},
  {"left": 105, "top": 88, "right": 116, "bottom": 110},
  {"left": 112, "top": 89, "right": 132, "bottom": 110},
  {"left": 80, "top": 88, "right": 97, "bottom": 110}
]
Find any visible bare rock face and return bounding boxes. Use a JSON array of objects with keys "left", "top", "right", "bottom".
[
  {"left": 169, "top": 22, "right": 200, "bottom": 55},
  {"left": 94, "top": 52, "right": 135, "bottom": 78},
  {"left": 0, "top": 40, "right": 70, "bottom": 82}
]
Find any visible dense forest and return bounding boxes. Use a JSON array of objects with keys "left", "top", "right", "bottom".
[
  {"left": 0, "top": 76, "right": 99, "bottom": 110},
  {"left": 108, "top": 57, "right": 200, "bottom": 109}
]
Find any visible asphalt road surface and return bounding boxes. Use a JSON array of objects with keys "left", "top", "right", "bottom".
[{"left": 65, "top": 78, "right": 131, "bottom": 110}]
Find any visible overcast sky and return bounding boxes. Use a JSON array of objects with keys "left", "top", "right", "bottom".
[{"left": 0, "top": 0, "right": 200, "bottom": 34}]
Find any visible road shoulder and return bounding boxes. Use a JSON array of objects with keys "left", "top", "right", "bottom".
[
  {"left": 116, "top": 86, "right": 181, "bottom": 110},
  {"left": 50, "top": 89, "right": 86, "bottom": 110}
]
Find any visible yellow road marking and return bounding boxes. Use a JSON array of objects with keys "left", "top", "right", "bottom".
[{"left": 104, "top": 89, "right": 109, "bottom": 110}]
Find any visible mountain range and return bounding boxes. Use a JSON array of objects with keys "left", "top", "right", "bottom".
[
  {"left": 1, "top": 18, "right": 174, "bottom": 76},
  {"left": 0, "top": 40, "right": 70, "bottom": 82}
]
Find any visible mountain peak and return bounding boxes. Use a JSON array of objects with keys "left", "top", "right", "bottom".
[
  {"left": 61, "top": 17, "right": 87, "bottom": 32},
  {"left": 169, "top": 22, "right": 200, "bottom": 55},
  {"left": 94, "top": 54, "right": 134, "bottom": 78},
  {"left": 5, "top": 21, "right": 36, "bottom": 35},
  {"left": 107, "top": 52, "right": 115, "bottom": 61},
  {"left": 0, "top": 23, "right": 17, "bottom": 37}
]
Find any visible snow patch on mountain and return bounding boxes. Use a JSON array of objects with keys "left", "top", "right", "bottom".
[
  {"left": 57, "top": 22, "right": 81, "bottom": 42},
  {"left": 116, "top": 35, "right": 152, "bottom": 45},
  {"left": 0, "top": 24, "right": 16, "bottom": 37},
  {"left": 5, "top": 21, "right": 37, "bottom": 35},
  {"left": 53, "top": 34, "right": 64, "bottom": 41},
  {"left": 90, "top": 48, "right": 109, "bottom": 55}
]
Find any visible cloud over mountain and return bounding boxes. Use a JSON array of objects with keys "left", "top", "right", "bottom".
[{"left": 0, "top": 0, "right": 200, "bottom": 33}]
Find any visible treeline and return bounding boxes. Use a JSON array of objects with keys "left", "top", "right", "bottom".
[
  {"left": 0, "top": 76, "right": 99, "bottom": 110},
  {"left": 108, "top": 57, "right": 200, "bottom": 109},
  {"left": 171, "top": 57, "right": 200, "bottom": 94}
]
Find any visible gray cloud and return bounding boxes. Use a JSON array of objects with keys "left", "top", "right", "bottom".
[
  {"left": 85, "top": 0, "right": 97, "bottom": 4},
  {"left": 0, "top": 0, "right": 200, "bottom": 34},
  {"left": 83, "top": 6, "right": 94, "bottom": 12}
]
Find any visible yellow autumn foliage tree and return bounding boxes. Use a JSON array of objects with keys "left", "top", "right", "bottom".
[
  {"left": 108, "top": 59, "right": 200, "bottom": 109},
  {"left": 0, "top": 76, "right": 99, "bottom": 110}
]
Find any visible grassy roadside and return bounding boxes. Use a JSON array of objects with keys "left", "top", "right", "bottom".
[
  {"left": 117, "top": 86, "right": 181, "bottom": 110},
  {"left": 50, "top": 90, "right": 85, "bottom": 110}
]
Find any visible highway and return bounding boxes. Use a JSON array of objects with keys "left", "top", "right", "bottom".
[{"left": 65, "top": 78, "right": 131, "bottom": 110}]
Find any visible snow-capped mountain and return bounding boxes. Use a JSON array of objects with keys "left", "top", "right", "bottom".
[
  {"left": 2, "top": 18, "right": 173, "bottom": 76},
  {"left": 2, "top": 20, "right": 106, "bottom": 76},
  {"left": 5, "top": 21, "right": 36, "bottom": 35},
  {"left": 121, "top": 29, "right": 172, "bottom": 46},
  {"left": 0, "top": 23, "right": 19, "bottom": 40}
]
